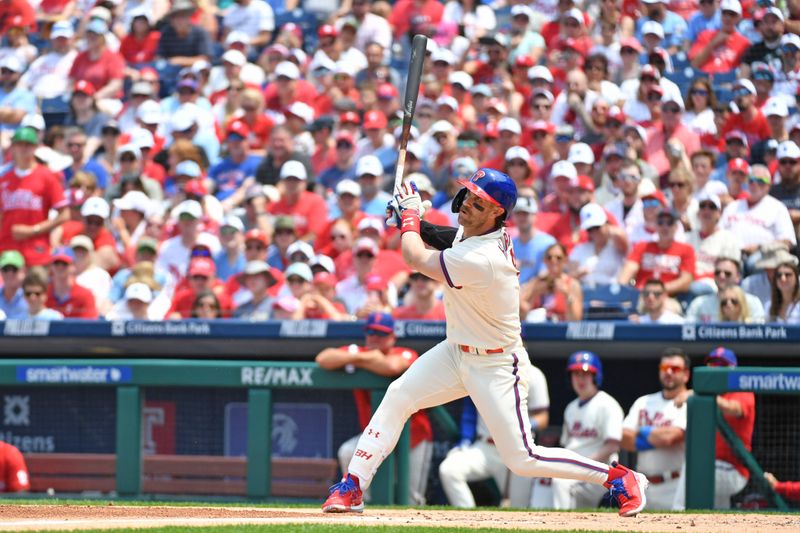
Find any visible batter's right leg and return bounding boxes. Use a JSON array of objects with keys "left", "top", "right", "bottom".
[{"left": 323, "top": 342, "right": 467, "bottom": 512}]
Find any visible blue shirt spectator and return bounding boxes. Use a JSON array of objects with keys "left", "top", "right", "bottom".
[
  {"left": 687, "top": 9, "right": 721, "bottom": 43},
  {"left": 635, "top": 11, "right": 688, "bottom": 50}
]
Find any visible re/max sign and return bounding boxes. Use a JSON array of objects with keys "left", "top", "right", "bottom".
[{"left": 241, "top": 367, "right": 313, "bottom": 387}]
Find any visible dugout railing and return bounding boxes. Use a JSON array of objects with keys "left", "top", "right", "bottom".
[
  {"left": 686, "top": 366, "right": 800, "bottom": 510},
  {"left": 0, "top": 359, "right": 461, "bottom": 504}
]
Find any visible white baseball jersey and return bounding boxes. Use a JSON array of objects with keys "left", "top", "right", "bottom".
[
  {"left": 439, "top": 226, "right": 521, "bottom": 349},
  {"left": 623, "top": 392, "right": 687, "bottom": 476},
  {"left": 720, "top": 196, "right": 797, "bottom": 247},
  {"left": 477, "top": 363, "right": 550, "bottom": 439},
  {"left": 561, "top": 391, "right": 624, "bottom": 459}
]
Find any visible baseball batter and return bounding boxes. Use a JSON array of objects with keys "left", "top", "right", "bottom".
[
  {"left": 439, "top": 363, "right": 550, "bottom": 508},
  {"left": 621, "top": 347, "right": 689, "bottom": 510},
  {"left": 552, "top": 352, "right": 624, "bottom": 510},
  {"left": 322, "top": 169, "right": 648, "bottom": 516}
]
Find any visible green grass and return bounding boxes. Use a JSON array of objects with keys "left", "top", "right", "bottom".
[{"left": 31, "top": 524, "right": 622, "bottom": 533}]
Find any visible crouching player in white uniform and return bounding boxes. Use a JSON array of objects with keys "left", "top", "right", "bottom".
[
  {"left": 321, "top": 168, "right": 648, "bottom": 516},
  {"left": 439, "top": 363, "right": 550, "bottom": 508},
  {"left": 553, "top": 351, "right": 624, "bottom": 509},
  {"left": 621, "top": 347, "right": 689, "bottom": 510}
]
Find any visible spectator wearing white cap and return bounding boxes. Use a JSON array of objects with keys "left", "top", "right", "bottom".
[
  {"left": 268, "top": 160, "right": 329, "bottom": 242},
  {"left": 688, "top": 0, "right": 749, "bottom": 73},
  {"left": 720, "top": 79, "right": 771, "bottom": 148},
  {"left": 634, "top": 0, "right": 688, "bottom": 52},
  {"left": 741, "top": 8, "right": 785, "bottom": 77},
  {"left": 70, "top": 234, "right": 112, "bottom": 315},
  {"left": 567, "top": 142, "right": 595, "bottom": 178},
  {"left": 156, "top": 199, "right": 221, "bottom": 279},
  {"left": 53, "top": 196, "right": 120, "bottom": 272},
  {"left": 222, "top": 0, "right": 275, "bottom": 49},
  {"left": 321, "top": 179, "right": 365, "bottom": 241},
  {"left": 541, "top": 160, "right": 578, "bottom": 214},
  {"left": 771, "top": 141, "right": 800, "bottom": 225},
  {"left": 763, "top": 97, "right": 790, "bottom": 145},
  {"left": 106, "top": 282, "right": 156, "bottom": 320},
  {"left": 685, "top": 192, "right": 742, "bottom": 295},
  {"left": 0, "top": 55, "right": 36, "bottom": 133},
  {"left": 213, "top": 215, "right": 247, "bottom": 282},
  {"left": 568, "top": 203, "right": 627, "bottom": 288},
  {"left": 111, "top": 190, "right": 152, "bottom": 260},
  {"left": 645, "top": 93, "right": 701, "bottom": 178},
  {"left": 512, "top": 196, "right": 556, "bottom": 284},
  {"left": 18, "top": 21, "right": 77, "bottom": 99},
  {"left": 335, "top": 237, "right": 397, "bottom": 315},
  {"left": 354, "top": 155, "right": 393, "bottom": 217}
]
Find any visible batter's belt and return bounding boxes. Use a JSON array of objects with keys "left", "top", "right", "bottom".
[
  {"left": 643, "top": 469, "right": 681, "bottom": 484},
  {"left": 458, "top": 344, "right": 504, "bottom": 355}
]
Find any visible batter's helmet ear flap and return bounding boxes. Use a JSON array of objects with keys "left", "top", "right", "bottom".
[{"left": 452, "top": 187, "right": 468, "bottom": 214}]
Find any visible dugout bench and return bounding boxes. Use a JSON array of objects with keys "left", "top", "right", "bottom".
[{"left": 25, "top": 454, "right": 337, "bottom": 498}]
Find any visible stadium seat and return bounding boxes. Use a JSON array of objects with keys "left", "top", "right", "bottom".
[
  {"left": 712, "top": 69, "right": 738, "bottom": 89},
  {"left": 40, "top": 96, "right": 71, "bottom": 128},
  {"left": 582, "top": 285, "right": 640, "bottom": 321},
  {"left": 716, "top": 88, "right": 734, "bottom": 106}
]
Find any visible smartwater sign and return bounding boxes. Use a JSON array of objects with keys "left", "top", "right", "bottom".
[
  {"left": 16, "top": 366, "right": 132, "bottom": 384},
  {"left": 729, "top": 372, "right": 800, "bottom": 392}
]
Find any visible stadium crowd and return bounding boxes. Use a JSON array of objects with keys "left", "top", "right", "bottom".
[{"left": 1, "top": 0, "right": 800, "bottom": 323}]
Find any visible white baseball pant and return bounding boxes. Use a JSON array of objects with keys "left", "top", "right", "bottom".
[
  {"left": 552, "top": 478, "right": 608, "bottom": 509},
  {"left": 347, "top": 342, "right": 610, "bottom": 492},
  {"left": 338, "top": 434, "right": 432, "bottom": 505},
  {"left": 671, "top": 460, "right": 747, "bottom": 510}
]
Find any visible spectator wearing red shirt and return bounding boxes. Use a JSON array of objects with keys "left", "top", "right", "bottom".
[
  {"left": 720, "top": 79, "right": 771, "bottom": 147},
  {"left": 0, "top": 441, "right": 29, "bottom": 492},
  {"left": 58, "top": 197, "right": 120, "bottom": 273},
  {"left": 68, "top": 20, "right": 125, "bottom": 100},
  {"left": 393, "top": 272, "right": 446, "bottom": 320},
  {"left": 0, "top": 0, "right": 34, "bottom": 35},
  {"left": 119, "top": 9, "right": 161, "bottom": 65},
  {"left": 168, "top": 257, "right": 233, "bottom": 318},
  {"left": 618, "top": 208, "right": 696, "bottom": 295},
  {"left": 315, "top": 311, "right": 433, "bottom": 505},
  {"left": 268, "top": 161, "right": 328, "bottom": 243},
  {"left": 689, "top": 0, "right": 749, "bottom": 74},
  {"left": 46, "top": 247, "right": 98, "bottom": 318},
  {"left": 645, "top": 93, "right": 701, "bottom": 180},
  {"left": 263, "top": 61, "right": 317, "bottom": 114},
  {"left": 0, "top": 127, "right": 66, "bottom": 267},
  {"left": 388, "top": 0, "right": 444, "bottom": 40}
]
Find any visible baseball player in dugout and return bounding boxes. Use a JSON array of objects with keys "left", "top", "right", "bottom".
[
  {"left": 438, "top": 362, "right": 550, "bottom": 508},
  {"left": 315, "top": 311, "right": 433, "bottom": 505},
  {"left": 672, "top": 347, "right": 755, "bottom": 510},
  {"left": 322, "top": 168, "right": 649, "bottom": 516},
  {"left": 621, "top": 347, "right": 689, "bottom": 510},
  {"left": 0, "top": 441, "right": 30, "bottom": 492},
  {"left": 553, "top": 352, "right": 625, "bottom": 510}
]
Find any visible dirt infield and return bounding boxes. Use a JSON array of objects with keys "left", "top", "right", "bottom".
[{"left": 0, "top": 504, "right": 799, "bottom": 532}]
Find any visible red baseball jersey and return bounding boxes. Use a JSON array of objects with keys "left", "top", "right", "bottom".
[
  {"left": 0, "top": 165, "right": 64, "bottom": 266},
  {"left": 716, "top": 392, "right": 755, "bottom": 479},
  {"left": 628, "top": 241, "right": 696, "bottom": 289},
  {"left": 0, "top": 442, "right": 29, "bottom": 492},
  {"left": 268, "top": 191, "right": 329, "bottom": 240},
  {"left": 349, "top": 345, "right": 433, "bottom": 447},
  {"left": 46, "top": 283, "right": 98, "bottom": 319}
]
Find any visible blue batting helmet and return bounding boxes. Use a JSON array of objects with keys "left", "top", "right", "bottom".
[
  {"left": 566, "top": 351, "right": 603, "bottom": 387},
  {"left": 705, "top": 347, "right": 737, "bottom": 367},
  {"left": 452, "top": 168, "right": 518, "bottom": 219}
]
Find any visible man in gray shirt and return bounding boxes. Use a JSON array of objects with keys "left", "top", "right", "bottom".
[{"left": 686, "top": 257, "right": 765, "bottom": 323}]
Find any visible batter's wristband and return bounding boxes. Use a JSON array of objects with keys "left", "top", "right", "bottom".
[
  {"left": 400, "top": 209, "right": 421, "bottom": 235},
  {"left": 636, "top": 426, "right": 654, "bottom": 451}
]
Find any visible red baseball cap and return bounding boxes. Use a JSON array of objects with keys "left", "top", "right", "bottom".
[
  {"left": 318, "top": 24, "right": 337, "bottom": 38},
  {"left": 339, "top": 111, "right": 360, "bottom": 125},
  {"left": 640, "top": 64, "right": 661, "bottom": 80},
  {"left": 620, "top": 36, "right": 643, "bottom": 53},
  {"left": 531, "top": 120, "right": 555, "bottom": 134},
  {"left": 607, "top": 106, "right": 626, "bottom": 123},
  {"left": 244, "top": 229, "right": 269, "bottom": 245},
  {"left": 362, "top": 110, "right": 387, "bottom": 130},
  {"left": 514, "top": 55, "right": 536, "bottom": 69},
  {"left": 377, "top": 83, "right": 398, "bottom": 99},
  {"left": 226, "top": 119, "right": 250, "bottom": 140},
  {"left": 184, "top": 179, "right": 207, "bottom": 197},
  {"left": 335, "top": 131, "right": 356, "bottom": 145},
  {"left": 643, "top": 189, "right": 668, "bottom": 207},
  {"left": 188, "top": 257, "right": 215, "bottom": 277},
  {"left": 74, "top": 80, "right": 96, "bottom": 96},
  {"left": 365, "top": 274, "right": 387, "bottom": 291},
  {"left": 728, "top": 157, "right": 751, "bottom": 174},
  {"left": 571, "top": 174, "right": 595, "bottom": 192}
]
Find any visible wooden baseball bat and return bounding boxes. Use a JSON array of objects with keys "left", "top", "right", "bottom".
[{"left": 393, "top": 34, "right": 428, "bottom": 194}]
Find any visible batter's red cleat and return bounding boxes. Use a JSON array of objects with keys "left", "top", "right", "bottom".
[
  {"left": 604, "top": 461, "right": 649, "bottom": 517},
  {"left": 322, "top": 473, "right": 364, "bottom": 513}
]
